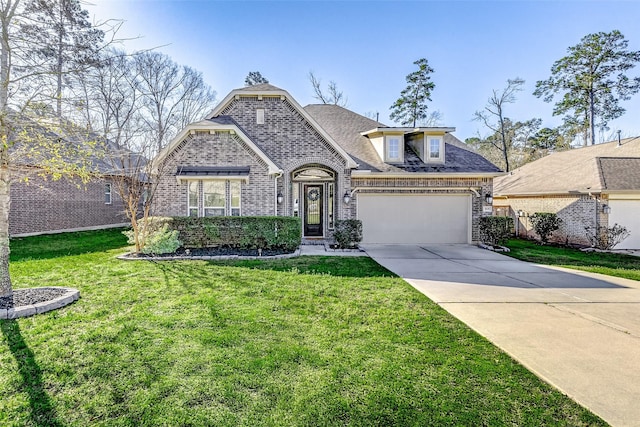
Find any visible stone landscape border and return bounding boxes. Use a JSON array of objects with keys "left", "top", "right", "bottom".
[
  {"left": 0, "top": 287, "right": 80, "bottom": 320},
  {"left": 116, "top": 249, "right": 302, "bottom": 261}
]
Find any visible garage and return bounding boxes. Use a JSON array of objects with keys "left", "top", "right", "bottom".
[
  {"left": 357, "top": 193, "right": 471, "bottom": 244},
  {"left": 608, "top": 198, "right": 640, "bottom": 249}
]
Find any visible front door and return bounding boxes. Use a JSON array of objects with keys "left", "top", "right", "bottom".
[{"left": 303, "top": 184, "right": 323, "bottom": 237}]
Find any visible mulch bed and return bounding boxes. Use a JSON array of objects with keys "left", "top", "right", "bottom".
[
  {"left": 0, "top": 287, "right": 68, "bottom": 310},
  {"left": 128, "top": 247, "right": 296, "bottom": 258}
]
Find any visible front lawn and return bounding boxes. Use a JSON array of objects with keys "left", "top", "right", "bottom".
[
  {"left": 505, "top": 238, "right": 640, "bottom": 281},
  {"left": 1, "top": 230, "right": 605, "bottom": 426}
]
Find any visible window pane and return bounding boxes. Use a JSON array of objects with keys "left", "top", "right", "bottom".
[
  {"left": 204, "top": 208, "right": 225, "bottom": 217},
  {"left": 430, "top": 138, "right": 440, "bottom": 158},
  {"left": 230, "top": 181, "right": 241, "bottom": 209},
  {"left": 189, "top": 208, "right": 198, "bottom": 217},
  {"left": 388, "top": 137, "right": 400, "bottom": 159},
  {"left": 188, "top": 181, "right": 199, "bottom": 208},
  {"left": 203, "top": 181, "right": 225, "bottom": 211}
]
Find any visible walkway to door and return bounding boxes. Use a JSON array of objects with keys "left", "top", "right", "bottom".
[{"left": 364, "top": 244, "right": 640, "bottom": 427}]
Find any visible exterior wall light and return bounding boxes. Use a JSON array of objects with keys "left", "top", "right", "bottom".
[
  {"left": 602, "top": 204, "right": 611, "bottom": 214},
  {"left": 517, "top": 209, "right": 525, "bottom": 217},
  {"left": 343, "top": 191, "right": 351, "bottom": 204},
  {"left": 277, "top": 192, "right": 283, "bottom": 204},
  {"left": 484, "top": 193, "right": 493, "bottom": 205}
]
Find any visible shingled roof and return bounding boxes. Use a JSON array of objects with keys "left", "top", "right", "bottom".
[
  {"left": 304, "top": 104, "right": 501, "bottom": 173},
  {"left": 495, "top": 137, "right": 640, "bottom": 195}
]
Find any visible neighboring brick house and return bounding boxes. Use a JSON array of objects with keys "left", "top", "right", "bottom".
[
  {"left": 10, "top": 172, "right": 127, "bottom": 237},
  {"left": 154, "top": 84, "right": 502, "bottom": 244},
  {"left": 494, "top": 137, "right": 640, "bottom": 249},
  {"left": 8, "top": 117, "right": 129, "bottom": 237}
]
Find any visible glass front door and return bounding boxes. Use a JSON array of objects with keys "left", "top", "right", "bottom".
[{"left": 303, "top": 184, "right": 323, "bottom": 237}]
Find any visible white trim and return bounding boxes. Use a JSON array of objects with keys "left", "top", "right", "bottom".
[
  {"left": 361, "top": 127, "right": 456, "bottom": 137},
  {"left": 207, "top": 87, "right": 358, "bottom": 169},
  {"left": 385, "top": 135, "right": 403, "bottom": 163},
  {"left": 426, "top": 135, "right": 444, "bottom": 163},
  {"left": 351, "top": 171, "right": 505, "bottom": 178}
]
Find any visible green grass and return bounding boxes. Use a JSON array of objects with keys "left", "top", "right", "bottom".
[
  {"left": 1, "top": 230, "right": 606, "bottom": 426},
  {"left": 505, "top": 238, "right": 640, "bottom": 281}
]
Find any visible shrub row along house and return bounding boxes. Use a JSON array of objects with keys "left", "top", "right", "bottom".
[
  {"left": 153, "top": 84, "right": 502, "bottom": 244},
  {"left": 494, "top": 136, "right": 640, "bottom": 249}
]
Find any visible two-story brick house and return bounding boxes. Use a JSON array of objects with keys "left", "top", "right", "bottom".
[{"left": 153, "top": 84, "right": 502, "bottom": 244}]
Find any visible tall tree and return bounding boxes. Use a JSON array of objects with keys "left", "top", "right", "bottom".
[
  {"left": 525, "top": 127, "right": 571, "bottom": 162},
  {"left": 308, "top": 71, "right": 347, "bottom": 106},
  {"left": 474, "top": 78, "right": 529, "bottom": 172},
  {"left": 0, "top": 0, "right": 100, "bottom": 298},
  {"left": 244, "top": 71, "right": 268, "bottom": 86},
  {"left": 23, "top": 0, "right": 104, "bottom": 118},
  {"left": 534, "top": 30, "right": 640, "bottom": 146},
  {"left": 389, "top": 58, "right": 435, "bottom": 127}
]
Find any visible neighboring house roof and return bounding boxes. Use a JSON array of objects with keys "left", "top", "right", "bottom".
[
  {"left": 8, "top": 112, "right": 146, "bottom": 177},
  {"left": 598, "top": 157, "right": 640, "bottom": 191},
  {"left": 495, "top": 137, "right": 640, "bottom": 196},
  {"left": 304, "top": 104, "right": 501, "bottom": 174}
]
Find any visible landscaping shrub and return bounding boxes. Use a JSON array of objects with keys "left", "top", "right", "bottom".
[
  {"left": 141, "top": 224, "right": 181, "bottom": 255},
  {"left": 165, "top": 216, "right": 301, "bottom": 251},
  {"left": 123, "top": 216, "right": 173, "bottom": 252},
  {"left": 333, "top": 219, "right": 362, "bottom": 249},
  {"left": 585, "top": 223, "right": 631, "bottom": 250},
  {"left": 479, "top": 216, "right": 513, "bottom": 246},
  {"left": 530, "top": 212, "right": 562, "bottom": 244}
]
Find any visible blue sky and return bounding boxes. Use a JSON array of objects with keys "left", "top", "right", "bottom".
[{"left": 87, "top": 0, "right": 640, "bottom": 142}]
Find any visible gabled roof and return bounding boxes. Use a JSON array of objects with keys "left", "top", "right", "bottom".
[
  {"left": 207, "top": 86, "right": 358, "bottom": 169},
  {"left": 495, "top": 137, "right": 640, "bottom": 196},
  {"left": 154, "top": 117, "right": 282, "bottom": 175},
  {"left": 304, "top": 104, "right": 501, "bottom": 175}
]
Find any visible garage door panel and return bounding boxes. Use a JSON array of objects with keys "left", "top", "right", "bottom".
[
  {"left": 358, "top": 194, "right": 470, "bottom": 244},
  {"left": 609, "top": 199, "right": 640, "bottom": 249}
]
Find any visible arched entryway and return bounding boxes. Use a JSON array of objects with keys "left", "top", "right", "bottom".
[{"left": 291, "top": 165, "right": 337, "bottom": 238}]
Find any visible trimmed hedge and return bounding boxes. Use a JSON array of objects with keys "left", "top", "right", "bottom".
[{"left": 151, "top": 216, "right": 301, "bottom": 251}]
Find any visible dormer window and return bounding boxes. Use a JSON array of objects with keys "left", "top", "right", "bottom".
[
  {"left": 385, "top": 135, "right": 403, "bottom": 162},
  {"left": 427, "top": 136, "right": 444, "bottom": 162}
]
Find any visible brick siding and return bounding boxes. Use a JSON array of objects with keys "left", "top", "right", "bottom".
[
  {"left": 10, "top": 173, "right": 127, "bottom": 236},
  {"left": 154, "top": 94, "right": 493, "bottom": 242},
  {"left": 493, "top": 194, "right": 609, "bottom": 246},
  {"left": 154, "top": 95, "right": 351, "bottom": 239}
]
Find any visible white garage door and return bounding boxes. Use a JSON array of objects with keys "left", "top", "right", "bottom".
[
  {"left": 609, "top": 199, "right": 640, "bottom": 249},
  {"left": 357, "top": 194, "right": 471, "bottom": 244}
]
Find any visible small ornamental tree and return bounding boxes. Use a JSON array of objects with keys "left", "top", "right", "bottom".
[
  {"left": 585, "top": 223, "right": 630, "bottom": 250},
  {"left": 530, "top": 212, "right": 562, "bottom": 244}
]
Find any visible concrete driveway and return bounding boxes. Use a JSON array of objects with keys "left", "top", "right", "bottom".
[{"left": 363, "top": 244, "right": 640, "bottom": 427}]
